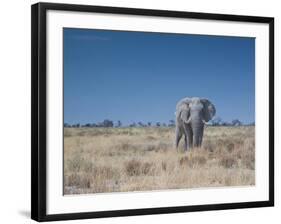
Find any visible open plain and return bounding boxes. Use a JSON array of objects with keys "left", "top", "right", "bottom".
[{"left": 64, "top": 126, "right": 255, "bottom": 195}]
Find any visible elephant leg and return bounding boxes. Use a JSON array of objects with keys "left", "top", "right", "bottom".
[
  {"left": 193, "top": 126, "right": 204, "bottom": 148},
  {"left": 183, "top": 125, "right": 192, "bottom": 151},
  {"left": 188, "top": 128, "right": 193, "bottom": 148},
  {"left": 184, "top": 135, "right": 188, "bottom": 151},
  {"left": 175, "top": 127, "right": 182, "bottom": 149},
  {"left": 198, "top": 135, "right": 203, "bottom": 147},
  {"left": 198, "top": 127, "right": 204, "bottom": 147}
]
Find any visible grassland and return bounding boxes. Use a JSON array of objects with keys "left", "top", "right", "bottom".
[{"left": 64, "top": 126, "right": 255, "bottom": 195}]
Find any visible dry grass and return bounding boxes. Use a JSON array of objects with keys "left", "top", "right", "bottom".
[{"left": 64, "top": 126, "right": 255, "bottom": 194}]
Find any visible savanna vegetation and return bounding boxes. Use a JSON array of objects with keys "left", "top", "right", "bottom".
[{"left": 64, "top": 126, "right": 255, "bottom": 195}]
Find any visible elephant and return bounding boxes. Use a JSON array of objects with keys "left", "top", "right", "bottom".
[{"left": 175, "top": 97, "right": 216, "bottom": 151}]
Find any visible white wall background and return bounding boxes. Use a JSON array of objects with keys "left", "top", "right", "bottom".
[{"left": 0, "top": 0, "right": 279, "bottom": 223}]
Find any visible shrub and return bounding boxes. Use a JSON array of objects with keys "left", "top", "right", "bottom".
[
  {"left": 241, "top": 153, "right": 255, "bottom": 170},
  {"left": 141, "top": 162, "right": 154, "bottom": 175},
  {"left": 156, "top": 142, "right": 170, "bottom": 152},
  {"left": 226, "top": 142, "right": 235, "bottom": 152},
  {"left": 64, "top": 128, "right": 73, "bottom": 137},
  {"left": 179, "top": 156, "right": 189, "bottom": 166},
  {"left": 219, "top": 156, "right": 237, "bottom": 168},
  {"left": 189, "top": 155, "right": 207, "bottom": 167},
  {"left": 65, "top": 174, "right": 91, "bottom": 188},
  {"left": 161, "top": 161, "right": 167, "bottom": 171},
  {"left": 203, "top": 139, "right": 215, "bottom": 152},
  {"left": 179, "top": 155, "right": 206, "bottom": 167},
  {"left": 125, "top": 159, "right": 142, "bottom": 176},
  {"left": 125, "top": 160, "right": 154, "bottom": 176}
]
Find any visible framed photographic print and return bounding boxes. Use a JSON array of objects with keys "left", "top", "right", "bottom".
[{"left": 31, "top": 2, "right": 274, "bottom": 222}]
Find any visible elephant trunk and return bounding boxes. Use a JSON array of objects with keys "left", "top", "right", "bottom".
[{"left": 191, "top": 119, "right": 204, "bottom": 147}]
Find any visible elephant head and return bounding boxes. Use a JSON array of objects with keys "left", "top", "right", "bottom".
[{"left": 175, "top": 97, "right": 216, "bottom": 150}]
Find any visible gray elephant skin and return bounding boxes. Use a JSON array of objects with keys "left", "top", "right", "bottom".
[{"left": 175, "top": 97, "right": 216, "bottom": 151}]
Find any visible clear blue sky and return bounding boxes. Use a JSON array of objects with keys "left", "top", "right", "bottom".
[{"left": 64, "top": 28, "right": 255, "bottom": 125}]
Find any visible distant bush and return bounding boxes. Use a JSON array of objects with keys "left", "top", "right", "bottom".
[
  {"left": 232, "top": 119, "right": 243, "bottom": 126},
  {"left": 64, "top": 117, "right": 251, "bottom": 128},
  {"left": 102, "top": 119, "right": 114, "bottom": 127}
]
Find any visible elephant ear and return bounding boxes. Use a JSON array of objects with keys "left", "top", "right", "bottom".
[
  {"left": 176, "top": 97, "right": 191, "bottom": 123},
  {"left": 201, "top": 99, "right": 216, "bottom": 122},
  {"left": 177, "top": 103, "right": 190, "bottom": 123},
  {"left": 176, "top": 97, "right": 191, "bottom": 111}
]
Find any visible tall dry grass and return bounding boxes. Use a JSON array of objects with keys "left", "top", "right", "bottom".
[{"left": 64, "top": 126, "right": 255, "bottom": 194}]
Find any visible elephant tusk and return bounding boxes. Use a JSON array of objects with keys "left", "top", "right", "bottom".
[
  {"left": 202, "top": 119, "right": 208, "bottom": 125},
  {"left": 184, "top": 117, "right": 192, "bottom": 124}
]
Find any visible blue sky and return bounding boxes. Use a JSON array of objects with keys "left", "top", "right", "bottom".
[{"left": 64, "top": 28, "right": 255, "bottom": 125}]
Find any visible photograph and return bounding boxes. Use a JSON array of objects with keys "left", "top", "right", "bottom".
[
  {"left": 31, "top": 2, "right": 274, "bottom": 221},
  {"left": 63, "top": 28, "right": 255, "bottom": 195}
]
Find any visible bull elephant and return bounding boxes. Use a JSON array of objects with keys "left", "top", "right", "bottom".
[{"left": 175, "top": 97, "right": 216, "bottom": 151}]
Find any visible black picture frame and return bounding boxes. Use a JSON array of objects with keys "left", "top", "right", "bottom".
[{"left": 31, "top": 2, "right": 274, "bottom": 222}]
